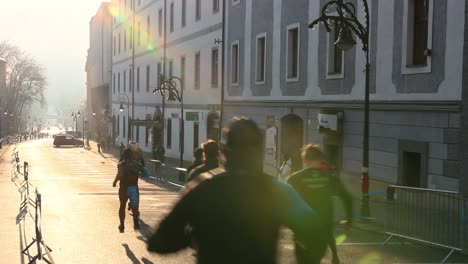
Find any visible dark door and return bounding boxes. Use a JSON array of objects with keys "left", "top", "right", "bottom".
[
  {"left": 280, "top": 114, "right": 304, "bottom": 172},
  {"left": 402, "top": 151, "right": 421, "bottom": 187},
  {"left": 193, "top": 122, "right": 199, "bottom": 150}
]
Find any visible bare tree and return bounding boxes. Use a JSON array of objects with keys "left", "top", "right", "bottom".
[{"left": 0, "top": 41, "right": 47, "bottom": 133}]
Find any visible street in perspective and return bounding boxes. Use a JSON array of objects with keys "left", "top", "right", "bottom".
[{"left": 1, "top": 0, "right": 468, "bottom": 263}]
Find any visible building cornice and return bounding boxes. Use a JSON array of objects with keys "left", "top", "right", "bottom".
[{"left": 223, "top": 100, "right": 461, "bottom": 112}]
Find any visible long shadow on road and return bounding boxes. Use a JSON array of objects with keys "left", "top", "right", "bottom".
[{"left": 122, "top": 243, "right": 155, "bottom": 264}]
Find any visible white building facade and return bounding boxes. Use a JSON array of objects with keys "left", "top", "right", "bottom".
[
  {"left": 86, "top": 2, "right": 113, "bottom": 140},
  {"left": 110, "top": 0, "right": 222, "bottom": 161},
  {"left": 223, "top": 0, "right": 468, "bottom": 195}
]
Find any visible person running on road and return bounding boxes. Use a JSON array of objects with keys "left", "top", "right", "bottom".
[
  {"left": 186, "top": 140, "right": 219, "bottom": 183},
  {"left": 113, "top": 148, "right": 143, "bottom": 232},
  {"left": 147, "top": 117, "right": 322, "bottom": 264},
  {"left": 287, "top": 144, "right": 353, "bottom": 264}
]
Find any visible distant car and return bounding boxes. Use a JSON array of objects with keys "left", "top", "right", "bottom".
[{"left": 53, "top": 135, "right": 83, "bottom": 147}]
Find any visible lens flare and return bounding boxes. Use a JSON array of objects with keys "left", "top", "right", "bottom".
[
  {"left": 109, "top": 6, "right": 118, "bottom": 17},
  {"left": 358, "top": 252, "right": 382, "bottom": 264}
]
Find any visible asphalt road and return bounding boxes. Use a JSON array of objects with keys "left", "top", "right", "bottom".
[{"left": 1, "top": 138, "right": 467, "bottom": 263}]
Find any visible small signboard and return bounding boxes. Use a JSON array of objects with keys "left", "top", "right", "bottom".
[
  {"left": 318, "top": 114, "right": 338, "bottom": 131},
  {"left": 186, "top": 112, "right": 199, "bottom": 121}
]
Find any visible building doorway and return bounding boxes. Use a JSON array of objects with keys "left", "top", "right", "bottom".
[
  {"left": 402, "top": 151, "right": 422, "bottom": 187},
  {"left": 280, "top": 114, "right": 304, "bottom": 172},
  {"left": 398, "top": 140, "right": 428, "bottom": 188}
]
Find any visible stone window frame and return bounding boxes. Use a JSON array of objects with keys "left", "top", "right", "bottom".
[{"left": 231, "top": 40, "right": 240, "bottom": 86}]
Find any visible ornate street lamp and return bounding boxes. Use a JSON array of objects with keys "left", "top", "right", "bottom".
[
  {"left": 119, "top": 94, "right": 131, "bottom": 142},
  {"left": 153, "top": 76, "right": 184, "bottom": 168},
  {"left": 310, "top": 0, "right": 371, "bottom": 217}
]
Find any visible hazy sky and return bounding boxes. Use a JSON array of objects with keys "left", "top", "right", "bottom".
[{"left": 0, "top": 0, "right": 105, "bottom": 109}]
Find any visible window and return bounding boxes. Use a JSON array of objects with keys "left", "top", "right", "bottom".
[
  {"left": 118, "top": 33, "right": 121, "bottom": 53},
  {"left": 411, "top": 0, "right": 429, "bottom": 66},
  {"left": 157, "top": 62, "right": 162, "bottom": 83},
  {"left": 181, "top": 56, "right": 185, "bottom": 89},
  {"left": 118, "top": 73, "right": 121, "bottom": 92},
  {"left": 286, "top": 24, "right": 299, "bottom": 81},
  {"left": 113, "top": 74, "right": 116, "bottom": 93},
  {"left": 138, "top": 22, "right": 141, "bottom": 46},
  {"left": 167, "top": 118, "right": 172, "bottom": 149},
  {"left": 158, "top": 9, "right": 163, "bottom": 37},
  {"left": 327, "top": 21, "right": 344, "bottom": 78},
  {"left": 169, "top": 59, "right": 173, "bottom": 77},
  {"left": 124, "top": 70, "right": 126, "bottom": 92},
  {"left": 213, "top": 0, "right": 219, "bottom": 13},
  {"left": 170, "top": 3, "right": 174, "bottom": 32},
  {"left": 403, "top": 0, "right": 433, "bottom": 74},
  {"left": 117, "top": 115, "right": 120, "bottom": 135},
  {"left": 256, "top": 33, "right": 266, "bottom": 83},
  {"left": 146, "top": 65, "right": 150, "bottom": 92},
  {"left": 113, "top": 36, "right": 116, "bottom": 55},
  {"left": 147, "top": 16, "right": 151, "bottom": 43},
  {"left": 137, "top": 67, "right": 140, "bottom": 92},
  {"left": 194, "top": 52, "right": 200, "bottom": 89},
  {"left": 232, "top": 0, "right": 240, "bottom": 6},
  {"left": 124, "top": 29, "right": 127, "bottom": 51},
  {"left": 123, "top": 116, "right": 126, "bottom": 138},
  {"left": 196, "top": 0, "right": 201, "bottom": 21},
  {"left": 182, "top": 0, "right": 187, "bottom": 27},
  {"left": 130, "top": 26, "right": 133, "bottom": 49},
  {"left": 211, "top": 48, "right": 219, "bottom": 87},
  {"left": 136, "top": 125, "right": 140, "bottom": 142},
  {"left": 231, "top": 41, "right": 239, "bottom": 85},
  {"left": 129, "top": 69, "right": 132, "bottom": 91},
  {"left": 145, "top": 126, "right": 149, "bottom": 146}
]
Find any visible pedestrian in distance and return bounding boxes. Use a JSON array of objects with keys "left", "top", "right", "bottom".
[
  {"left": 186, "top": 147, "right": 204, "bottom": 178},
  {"left": 147, "top": 117, "right": 322, "bottom": 264},
  {"left": 119, "top": 142, "right": 125, "bottom": 159},
  {"left": 186, "top": 140, "right": 219, "bottom": 184},
  {"left": 278, "top": 152, "right": 292, "bottom": 182},
  {"left": 113, "top": 148, "right": 143, "bottom": 233},
  {"left": 287, "top": 144, "right": 353, "bottom": 264}
]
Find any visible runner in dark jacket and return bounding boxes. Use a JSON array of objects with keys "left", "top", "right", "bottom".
[
  {"left": 147, "top": 117, "right": 322, "bottom": 264},
  {"left": 287, "top": 144, "right": 353, "bottom": 264}
]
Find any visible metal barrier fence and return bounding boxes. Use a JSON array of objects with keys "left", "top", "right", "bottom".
[{"left": 383, "top": 185, "right": 464, "bottom": 263}]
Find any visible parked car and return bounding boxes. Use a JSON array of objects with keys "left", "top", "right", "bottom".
[{"left": 53, "top": 135, "right": 83, "bottom": 147}]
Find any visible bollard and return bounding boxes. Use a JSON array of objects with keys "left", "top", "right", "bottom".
[{"left": 178, "top": 171, "right": 185, "bottom": 182}]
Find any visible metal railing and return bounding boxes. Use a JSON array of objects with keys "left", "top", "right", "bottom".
[{"left": 383, "top": 185, "right": 464, "bottom": 263}]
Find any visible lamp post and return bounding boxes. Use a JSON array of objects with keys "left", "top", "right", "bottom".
[
  {"left": 153, "top": 76, "right": 184, "bottom": 168},
  {"left": 310, "top": 0, "right": 371, "bottom": 215},
  {"left": 119, "top": 94, "right": 131, "bottom": 144}
]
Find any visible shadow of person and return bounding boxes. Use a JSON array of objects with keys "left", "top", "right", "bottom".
[
  {"left": 136, "top": 218, "right": 154, "bottom": 243},
  {"left": 141, "top": 257, "right": 154, "bottom": 264},
  {"left": 122, "top": 243, "right": 141, "bottom": 264}
]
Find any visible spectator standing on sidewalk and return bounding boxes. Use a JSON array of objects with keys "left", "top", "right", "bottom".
[
  {"left": 113, "top": 148, "right": 143, "bottom": 232},
  {"left": 287, "top": 144, "right": 353, "bottom": 264},
  {"left": 119, "top": 142, "right": 125, "bottom": 159},
  {"left": 278, "top": 153, "right": 292, "bottom": 182},
  {"left": 186, "top": 140, "right": 219, "bottom": 183},
  {"left": 147, "top": 117, "right": 321, "bottom": 264},
  {"left": 186, "top": 147, "right": 204, "bottom": 178}
]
